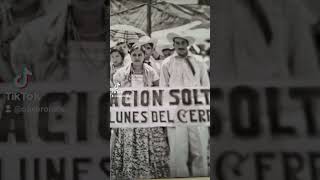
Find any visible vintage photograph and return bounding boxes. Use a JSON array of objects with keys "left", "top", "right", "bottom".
[
  {"left": 0, "top": 1, "right": 110, "bottom": 179},
  {"left": 214, "top": 0, "right": 320, "bottom": 180},
  {"left": 110, "top": 0, "right": 210, "bottom": 179}
]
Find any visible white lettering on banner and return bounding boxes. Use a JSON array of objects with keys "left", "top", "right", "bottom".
[
  {"left": 0, "top": 84, "right": 210, "bottom": 142},
  {"left": 109, "top": 87, "right": 210, "bottom": 128}
]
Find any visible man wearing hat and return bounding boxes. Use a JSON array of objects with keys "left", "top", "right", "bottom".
[
  {"left": 115, "top": 39, "right": 132, "bottom": 66},
  {"left": 160, "top": 32, "right": 210, "bottom": 177},
  {"left": 139, "top": 36, "right": 163, "bottom": 76},
  {"left": 159, "top": 43, "right": 174, "bottom": 59}
]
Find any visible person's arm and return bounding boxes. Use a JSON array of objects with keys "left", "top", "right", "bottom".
[
  {"left": 159, "top": 60, "right": 170, "bottom": 87},
  {"left": 200, "top": 62, "right": 210, "bottom": 87},
  {"left": 150, "top": 66, "right": 160, "bottom": 87}
]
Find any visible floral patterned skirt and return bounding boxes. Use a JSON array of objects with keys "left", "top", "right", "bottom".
[{"left": 111, "top": 127, "right": 170, "bottom": 180}]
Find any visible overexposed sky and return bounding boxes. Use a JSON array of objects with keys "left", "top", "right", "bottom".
[{"left": 161, "top": 0, "right": 199, "bottom": 4}]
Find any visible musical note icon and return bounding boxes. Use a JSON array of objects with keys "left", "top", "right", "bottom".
[
  {"left": 13, "top": 66, "right": 32, "bottom": 89},
  {"left": 111, "top": 82, "right": 121, "bottom": 97}
]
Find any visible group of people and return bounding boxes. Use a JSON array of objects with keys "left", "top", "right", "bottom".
[
  {"left": 0, "top": 0, "right": 108, "bottom": 83},
  {"left": 110, "top": 32, "right": 210, "bottom": 179},
  {"left": 1, "top": 1, "right": 211, "bottom": 179},
  {"left": 0, "top": 0, "right": 108, "bottom": 127}
]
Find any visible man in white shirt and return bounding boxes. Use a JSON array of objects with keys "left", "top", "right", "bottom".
[
  {"left": 160, "top": 32, "right": 210, "bottom": 177},
  {"left": 159, "top": 43, "right": 174, "bottom": 59},
  {"left": 139, "top": 36, "right": 164, "bottom": 76}
]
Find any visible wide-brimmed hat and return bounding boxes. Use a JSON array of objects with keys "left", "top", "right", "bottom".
[
  {"left": 167, "top": 32, "right": 195, "bottom": 45},
  {"left": 115, "top": 39, "right": 127, "bottom": 45},
  {"left": 138, "top": 36, "right": 158, "bottom": 47},
  {"left": 127, "top": 39, "right": 138, "bottom": 48}
]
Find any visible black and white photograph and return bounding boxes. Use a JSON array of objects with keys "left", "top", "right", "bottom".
[
  {"left": 110, "top": 0, "right": 210, "bottom": 179},
  {"left": 3, "top": 0, "right": 320, "bottom": 179},
  {"left": 213, "top": 0, "right": 320, "bottom": 180},
  {"left": 0, "top": 1, "right": 110, "bottom": 179}
]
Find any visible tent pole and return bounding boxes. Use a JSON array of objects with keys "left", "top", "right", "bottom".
[{"left": 147, "top": 0, "right": 152, "bottom": 36}]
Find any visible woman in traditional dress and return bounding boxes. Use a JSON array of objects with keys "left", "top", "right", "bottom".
[{"left": 111, "top": 44, "right": 170, "bottom": 179}]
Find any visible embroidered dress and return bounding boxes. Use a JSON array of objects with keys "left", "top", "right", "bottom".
[{"left": 111, "top": 63, "right": 170, "bottom": 180}]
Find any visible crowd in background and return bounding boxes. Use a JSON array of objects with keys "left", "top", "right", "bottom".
[
  {"left": 110, "top": 32, "right": 210, "bottom": 179},
  {"left": 0, "top": 1, "right": 211, "bottom": 179},
  {"left": 110, "top": 36, "right": 210, "bottom": 87},
  {"left": 2, "top": 0, "right": 320, "bottom": 179}
]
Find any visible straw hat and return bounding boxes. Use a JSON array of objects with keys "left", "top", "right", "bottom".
[
  {"left": 167, "top": 32, "right": 195, "bottom": 45},
  {"left": 138, "top": 36, "right": 158, "bottom": 47}
]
